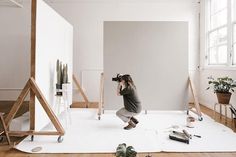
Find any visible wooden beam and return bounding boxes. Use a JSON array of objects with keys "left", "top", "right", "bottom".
[
  {"left": 30, "top": 0, "right": 37, "bottom": 132},
  {"left": 98, "top": 73, "right": 104, "bottom": 120},
  {"left": 73, "top": 74, "right": 89, "bottom": 106},
  {"left": 8, "top": 131, "right": 60, "bottom": 136},
  {"left": 188, "top": 76, "right": 202, "bottom": 118},
  {"left": 29, "top": 78, "right": 65, "bottom": 135},
  {"left": 5, "top": 80, "right": 31, "bottom": 127}
]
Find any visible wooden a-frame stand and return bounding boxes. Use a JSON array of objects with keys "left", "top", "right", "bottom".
[
  {"left": 3, "top": 0, "right": 65, "bottom": 143},
  {"left": 188, "top": 76, "right": 203, "bottom": 121},
  {"left": 5, "top": 78, "right": 65, "bottom": 141}
]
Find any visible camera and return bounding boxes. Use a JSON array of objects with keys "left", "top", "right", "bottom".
[{"left": 112, "top": 74, "right": 123, "bottom": 82}]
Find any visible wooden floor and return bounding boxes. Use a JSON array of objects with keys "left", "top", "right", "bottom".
[{"left": 0, "top": 105, "right": 236, "bottom": 157}]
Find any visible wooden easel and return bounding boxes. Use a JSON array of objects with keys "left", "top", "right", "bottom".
[
  {"left": 98, "top": 73, "right": 104, "bottom": 120},
  {"left": 5, "top": 78, "right": 65, "bottom": 142},
  {"left": 4, "top": 0, "right": 65, "bottom": 143},
  {"left": 188, "top": 76, "right": 203, "bottom": 121}
]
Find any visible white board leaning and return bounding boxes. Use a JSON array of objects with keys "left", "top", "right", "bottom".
[{"left": 35, "top": 0, "right": 73, "bottom": 130}]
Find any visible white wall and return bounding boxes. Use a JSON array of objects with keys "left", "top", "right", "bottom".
[
  {"left": 0, "top": 0, "right": 200, "bottom": 104},
  {"left": 104, "top": 21, "right": 189, "bottom": 110},
  {"left": 35, "top": 0, "right": 73, "bottom": 130},
  {"left": 0, "top": 1, "right": 31, "bottom": 100},
  {"left": 47, "top": 0, "right": 200, "bottom": 102}
]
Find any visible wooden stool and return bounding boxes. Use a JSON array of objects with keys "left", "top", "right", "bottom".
[
  {"left": 0, "top": 112, "right": 11, "bottom": 145},
  {"left": 214, "top": 103, "right": 233, "bottom": 125}
]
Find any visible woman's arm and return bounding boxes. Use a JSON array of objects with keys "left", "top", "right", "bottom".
[{"left": 117, "top": 82, "right": 122, "bottom": 96}]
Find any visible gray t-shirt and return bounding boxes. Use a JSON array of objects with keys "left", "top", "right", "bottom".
[{"left": 120, "top": 85, "right": 141, "bottom": 113}]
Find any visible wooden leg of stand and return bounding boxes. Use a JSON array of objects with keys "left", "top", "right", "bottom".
[{"left": 0, "top": 114, "right": 11, "bottom": 145}]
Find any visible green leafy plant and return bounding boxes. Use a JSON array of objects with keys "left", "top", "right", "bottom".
[{"left": 206, "top": 76, "right": 236, "bottom": 93}]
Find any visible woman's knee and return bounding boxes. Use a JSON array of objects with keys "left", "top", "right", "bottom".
[{"left": 116, "top": 110, "right": 120, "bottom": 117}]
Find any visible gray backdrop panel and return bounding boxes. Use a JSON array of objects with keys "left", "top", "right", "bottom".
[{"left": 104, "top": 21, "right": 188, "bottom": 110}]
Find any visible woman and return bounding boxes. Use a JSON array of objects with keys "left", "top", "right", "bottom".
[{"left": 116, "top": 74, "right": 142, "bottom": 130}]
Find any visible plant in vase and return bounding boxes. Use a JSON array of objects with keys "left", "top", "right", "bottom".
[
  {"left": 56, "top": 59, "right": 69, "bottom": 96},
  {"left": 206, "top": 76, "right": 236, "bottom": 104}
]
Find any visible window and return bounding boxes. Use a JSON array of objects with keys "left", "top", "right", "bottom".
[
  {"left": 233, "top": 0, "right": 236, "bottom": 64},
  {"left": 206, "top": 0, "right": 235, "bottom": 67}
]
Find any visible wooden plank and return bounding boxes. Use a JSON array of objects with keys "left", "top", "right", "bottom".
[
  {"left": 98, "top": 73, "right": 104, "bottom": 118},
  {"left": 29, "top": 78, "right": 65, "bottom": 135},
  {"left": 188, "top": 76, "right": 202, "bottom": 117},
  {"left": 8, "top": 131, "right": 60, "bottom": 136},
  {"left": 30, "top": 0, "right": 37, "bottom": 132},
  {"left": 5, "top": 80, "right": 31, "bottom": 127},
  {"left": 71, "top": 102, "right": 99, "bottom": 108},
  {"left": 73, "top": 74, "right": 89, "bottom": 105},
  {"left": 0, "top": 114, "right": 11, "bottom": 145}
]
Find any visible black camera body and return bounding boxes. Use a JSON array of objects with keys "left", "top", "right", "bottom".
[{"left": 112, "top": 74, "right": 123, "bottom": 82}]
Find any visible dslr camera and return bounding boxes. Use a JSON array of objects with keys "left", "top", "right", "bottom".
[{"left": 112, "top": 74, "right": 123, "bottom": 82}]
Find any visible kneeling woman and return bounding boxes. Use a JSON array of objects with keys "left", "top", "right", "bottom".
[{"left": 116, "top": 74, "right": 142, "bottom": 130}]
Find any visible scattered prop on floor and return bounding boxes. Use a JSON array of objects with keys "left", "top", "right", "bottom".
[
  {"left": 116, "top": 143, "right": 137, "bottom": 157},
  {"left": 169, "top": 130, "right": 190, "bottom": 144},
  {"left": 31, "top": 146, "right": 42, "bottom": 152},
  {"left": 186, "top": 116, "right": 195, "bottom": 128}
]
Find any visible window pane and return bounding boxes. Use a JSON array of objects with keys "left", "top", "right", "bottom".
[
  {"left": 234, "top": 24, "right": 236, "bottom": 43},
  {"left": 209, "top": 47, "right": 217, "bottom": 64},
  {"left": 218, "top": 45, "right": 227, "bottom": 64},
  {"left": 209, "top": 27, "right": 227, "bottom": 47},
  {"left": 218, "top": 27, "right": 227, "bottom": 44},
  {"left": 233, "top": 0, "right": 236, "bottom": 21},
  {"left": 233, "top": 44, "right": 236, "bottom": 64},
  {"left": 211, "top": 0, "right": 227, "bottom": 14},
  {"left": 211, "top": 9, "right": 227, "bottom": 29},
  {"left": 209, "top": 31, "right": 217, "bottom": 47}
]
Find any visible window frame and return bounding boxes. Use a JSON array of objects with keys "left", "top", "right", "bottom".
[{"left": 205, "top": 0, "right": 235, "bottom": 68}]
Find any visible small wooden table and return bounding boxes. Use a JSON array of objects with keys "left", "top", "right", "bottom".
[
  {"left": 0, "top": 112, "right": 11, "bottom": 145},
  {"left": 214, "top": 103, "right": 233, "bottom": 125}
]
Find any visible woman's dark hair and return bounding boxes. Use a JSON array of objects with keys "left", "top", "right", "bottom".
[{"left": 121, "top": 74, "right": 136, "bottom": 88}]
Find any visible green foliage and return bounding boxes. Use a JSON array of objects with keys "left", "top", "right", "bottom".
[{"left": 206, "top": 76, "right": 236, "bottom": 93}]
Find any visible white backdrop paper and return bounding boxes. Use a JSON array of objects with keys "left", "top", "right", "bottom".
[
  {"left": 104, "top": 21, "right": 188, "bottom": 110},
  {"left": 35, "top": 0, "right": 73, "bottom": 130}
]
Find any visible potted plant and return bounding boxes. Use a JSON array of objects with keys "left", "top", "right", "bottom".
[{"left": 207, "top": 76, "right": 236, "bottom": 104}]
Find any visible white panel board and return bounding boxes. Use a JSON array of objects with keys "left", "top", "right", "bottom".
[
  {"left": 104, "top": 21, "right": 188, "bottom": 110},
  {"left": 35, "top": 0, "right": 73, "bottom": 130}
]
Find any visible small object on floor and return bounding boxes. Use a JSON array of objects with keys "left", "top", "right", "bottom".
[
  {"left": 194, "top": 134, "right": 201, "bottom": 138},
  {"left": 186, "top": 116, "right": 195, "bottom": 128},
  {"left": 169, "top": 131, "right": 189, "bottom": 144},
  {"left": 145, "top": 154, "right": 152, "bottom": 157},
  {"left": 126, "top": 146, "right": 137, "bottom": 157},
  {"left": 116, "top": 143, "right": 126, "bottom": 157},
  {"left": 31, "top": 146, "right": 42, "bottom": 152},
  {"left": 183, "top": 129, "right": 192, "bottom": 139}
]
